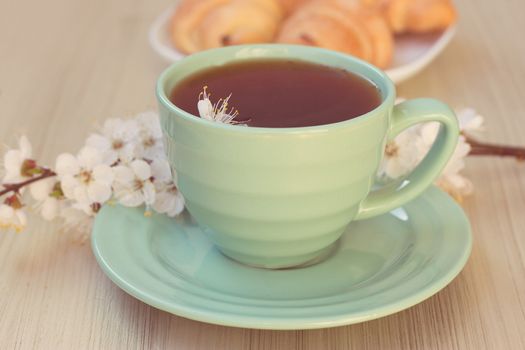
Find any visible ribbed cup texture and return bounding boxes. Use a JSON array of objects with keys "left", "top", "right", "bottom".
[{"left": 159, "top": 106, "right": 389, "bottom": 268}]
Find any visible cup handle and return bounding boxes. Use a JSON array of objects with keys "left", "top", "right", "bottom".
[{"left": 355, "top": 98, "right": 459, "bottom": 220}]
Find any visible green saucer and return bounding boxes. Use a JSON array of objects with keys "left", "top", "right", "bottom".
[{"left": 92, "top": 186, "right": 471, "bottom": 330}]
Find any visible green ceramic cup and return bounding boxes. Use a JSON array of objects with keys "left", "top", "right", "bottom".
[{"left": 157, "top": 44, "right": 459, "bottom": 269}]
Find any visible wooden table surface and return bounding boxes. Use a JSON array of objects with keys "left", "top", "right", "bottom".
[{"left": 1, "top": 0, "right": 524, "bottom": 349}]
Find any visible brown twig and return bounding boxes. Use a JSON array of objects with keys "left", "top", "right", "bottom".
[
  {"left": 466, "top": 135, "right": 525, "bottom": 160},
  {"left": 0, "top": 169, "right": 56, "bottom": 197}
]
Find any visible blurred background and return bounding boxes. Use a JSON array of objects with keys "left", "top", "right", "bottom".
[
  {"left": 1, "top": 0, "right": 523, "bottom": 162},
  {"left": 1, "top": 1, "right": 524, "bottom": 349}
]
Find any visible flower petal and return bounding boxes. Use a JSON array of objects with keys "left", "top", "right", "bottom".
[
  {"left": 385, "top": 158, "right": 409, "bottom": 179},
  {"left": 142, "top": 182, "right": 156, "bottom": 206},
  {"left": 152, "top": 191, "right": 172, "bottom": 213},
  {"left": 71, "top": 202, "right": 96, "bottom": 216},
  {"left": 116, "top": 144, "right": 135, "bottom": 164},
  {"left": 77, "top": 147, "right": 103, "bottom": 170},
  {"left": 118, "top": 191, "right": 144, "bottom": 207},
  {"left": 19, "top": 136, "right": 32, "bottom": 159},
  {"left": 87, "top": 182, "right": 112, "bottom": 204},
  {"left": 153, "top": 189, "right": 185, "bottom": 217},
  {"left": 58, "top": 206, "right": 94, "bottom": 235},
  {"left": 103, "top": 118, "right": 139, "bottom": 143},
  {"left": 121, "top": 119, "right": 140, "bottom": 141},
  {"left": 147, "top": 145, "right": 165, "bottom": 160},
  {"left": 113, "top": 165, "right": 134, "bottom": 186},
  {"left": 92, "top": 164, "right": 114, "bottom": 186},
  {"left": 73, "top": 186, "right": 90, "bottom": 205},
  {"left": 2, "top": 169, "right": 23, "bottom": 183},
  {"left": 130, "top": 159, "right": 151, "bottom": 180},
  {"left": 420, "top": 123, "right": 441, "bottom": 147},
  {"left": 41, "top": 198, "right": 59, "bottom": 221},
  {"left": 60, "top": 175, "right": 80, "bottom": 200},
  {"left": 3, "top": 149, "right": 23, "bottom": 174},
  {"left": 150, "top": 159, "right": 172, "bottom": 183},
  {"left": 168, "top": 193, "right": 185, "bottom": 217},
  {"left": 198, "top": 99, "right": 214, "bottom": 120},
  {"left": 137, "top": 111, "right": 162, "bottom": 138},
  {"left": 30, "top": 178, "right": 55, "bottom": 201},
  {"left": 55, "top": 153, "right": 80, "bottom": 176},
  {"left": 86, "top": 134, "right": 117, "bottom": 165},
  {"left": 457, "top": 108, "right": 484, "bottom": 131}
]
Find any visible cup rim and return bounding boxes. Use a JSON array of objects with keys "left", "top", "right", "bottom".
[{"left": 156, "top": 44, "right": 396, "bottom": 134}]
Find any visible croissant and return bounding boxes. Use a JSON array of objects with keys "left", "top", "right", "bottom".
[
  {"left": 381, "top": 0, "right": 457, "bottom": 33},
  {"left": 277, "top": 0, "right": 312, "bottom": 15},
  {"left": 171, "top": 0, "right": 283, "bottom": 54},
  {"left": 276, "top": 0, "right": 393, "bottom": 69}
]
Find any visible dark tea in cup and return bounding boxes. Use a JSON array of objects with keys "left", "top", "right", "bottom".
[{"left": 169, "top": 59, "right": 381, "bottom": 128}]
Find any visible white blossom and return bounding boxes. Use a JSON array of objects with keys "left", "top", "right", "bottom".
[
  {"left": 30, "top": 177, "right": 62, "bottom": 220},
  {"left": 113, "top": 159, "right": 156, "bottom": 207},
  {"left": 150, "top": 159, "right": 184, "bottom": 217},
  {"left": 71, "top": 202, "right": 99, "bottom": 216},
  {"left": 59, "top": 206, "right": 94, "bottom": 235},
  {"left": 86, "top": 118, "right": 139, "bottom": 165},
  {"left": 197, "top": 96, "right": 214, "bottom": 120},
  {"left": 377, "top": 127, "right": 427, "bottom": 180},
  {"left": 55, "top": 147, "right": 114, "bottom": 207},
  {"left": 0, "top": 105, "right": 487, "bottom": 236},
  {"left": 2, "top": 136, "right": 32, "bottom": 183},
  {"left": 135, "top": 111, "right": 165, "bottom": 161},
  {"left": 420, "top": 122, "right": 473, "bottom": 198},
  {"left": 150, "top": 158, "right": 173, "bottom": 183},
  {"left": 1, "top": 112, "right": 188, "bottom": 235},
  {"left": 198, "top": 87, "right": 240, "bottom": 124},
  {"left": 377, "top": 107, "right": 485, "bottom": 201},
  {"left": 153, "top": 183, "right": 185, "bottom": 217},
  {"left": 0, "top": 203, "right": 27, "bottom": 232},
  {"left": 458, "top": 107, "right": 484, "bottom": 135}
]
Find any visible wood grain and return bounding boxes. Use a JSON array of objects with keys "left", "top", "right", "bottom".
[{"left": 1, "top": 0, "right": 524, "bottom": 349}]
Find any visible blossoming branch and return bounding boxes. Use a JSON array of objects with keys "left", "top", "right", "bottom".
[
  {"left": 378, "top": 107, "right": 525, "bottom": 201},
  {"left": 1, "top": 96, "right": 524, "bottom": 234},
  {"left": 0, "top": 112, "right": 184, "bottom": 233}
]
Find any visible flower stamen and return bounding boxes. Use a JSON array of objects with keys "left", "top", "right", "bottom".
[
  {"left": 143, "top": 137, "right": 155, "bottom": 148},
  {"left": 133, "top": 179, "right": 144, "bottom": 191},
  {"left": 385, "top": 142, "right": 398, "bottom": 157},
  {"left": 79, "top": 170, "right": 93, "bottom": 184},
  {"left": 112, "top": 140, "right": 124, "bottom": 150},
  {"left": 198, "top": 87, "right": 243, "bottom": 125}
]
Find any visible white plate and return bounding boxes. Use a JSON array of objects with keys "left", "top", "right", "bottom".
[{"left": 149, "top": 6, "right": 456, "bottom": 84}]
